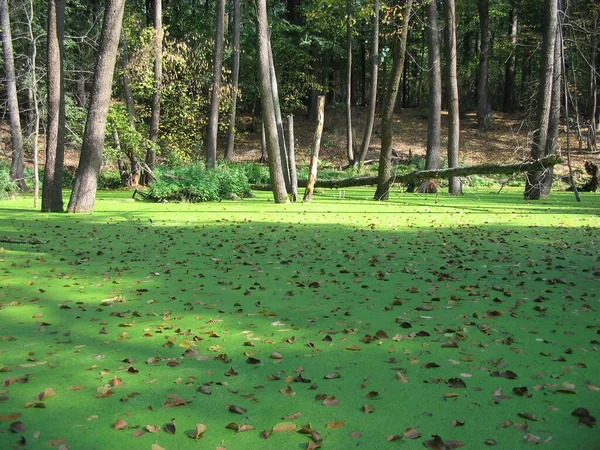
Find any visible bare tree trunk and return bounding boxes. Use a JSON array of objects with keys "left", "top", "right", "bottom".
[
  {"left": 143, "top": 0, "right": 162, "bottom": 183},
  {"left": 254, "top": 0, "right": 288, "bottom": 203},
  {"left": 259, "top": 121, "right": 267, "bottom": 163},
  {"left": 303, "top": 96, "right": 325, "bottom": 202},
  {"left": 503, "top": 0, "right": 518, "bottom": 113},
  {"left": 206, "top": 0, "right": 225, "bottom": 168},
  {"left": 67, "top": 0, "right": 125, "bottom": 213},
  {"left": 287, "top": 115, "right": 298, "bottom": 201},
  {"left": 345, "top": 0, "right": 354, "bottom": 165},
  {"left": 42, "top": 0, "right": 66, "bottom": 211},
  {"left": 524, "top": 0, "right": 557, "bottom": 199},
  {"left": 477, "top": 0, "right": 493, "bottom": 130},
  {"left": 224, "top": 0, "right": 241, "bottom": 160},
  {"left": 26, "top": 0, "right": 40, "bottom": 207},
  {"left": 360, "top": 40, "right": 366, "bottom": 106},
  {"left": 445, "top": 0, "right": 461, "bottom": 195},
  {"left": 374, "top": 0, "right": 413, "bottom": 201},
  {"left": 0, "top": 0, "right": 26, "bottom": 191},
  {"left": 355, "top": 0, "right": 379, "bottom": 167},
  {"left": 589, "top": 13, "right": 598, "bottom": 151},
  {"left": 418, "top": 0, "right": 441, "bottom": 193}
]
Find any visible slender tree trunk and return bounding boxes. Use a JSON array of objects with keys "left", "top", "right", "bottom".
[
  {"left": 445, "top": 0, "right": 461, "bottom": 195},
  {"left": 0, "top": 0, "right": 26, "bottom": 191},
  {"left": 416, "top": 30, "right": 426, "bottom": 107},
  {"left": 42, "top": 0, "right": 66, "bottom": 211},
  {"left": 303, "top": 96, "right": 325, "bottom": 202},
  {"left": 67, "top": 0, "right": 126, "bottom": 213},
  {"left": 355, "top": 0, "right": 379, "bottom": 167},
  {"left": 206, "top": 0, "right": 225, "bottom": 168},
  {"left": 503, "top": 0, "right": 518, "bottom": 113},
  {"left": 589, "top": 13, "right": 598, "bottom": 150},
  {"left": 360, "top": 40, "right": 366, "bottom": 106},
  {"left": 26, "top": 0, "right": 40, "bottom": 206},
  {"left": 259, "top": 121, "right": 267, "bottom": 163},
  {"left": 418, "top": 0, "right": 441, "bottom": 193},
  {"left": 374, "top": 0, "right": 413, "bottom": 201},
  {"left": 308, "top": 46, "right": 319, "bottom": 121},
  {"left": 345, "top": 0, "right": 354, "bottom": 165},
  {"left": 254, "top": 0, "right": 288, "bottom": 203},
  {"left": 287, "top": 115, "right": 298, "bottom": 201},
  {"left": 224, "top": 0, "right": 241, "bottom": 160},
  {"left": 524, "top": 0, "right": 557, "bottom": 199},
  {"left": 477, "top": 0, "right": 492, "bottom": 130},
  {"left": 144, "top": 0, "right": 162, "bottom": 183}
]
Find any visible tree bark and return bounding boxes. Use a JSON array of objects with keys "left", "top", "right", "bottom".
[
  {"left": 303, "top": 96, "right": 325, "bottom": 202},
  {"left": 42, "top": 0, "right": 66, "bottom": 211},
  {"left": 524, "top": 0, "right": 557, "bottom": 199},
  {"left": 287, "top": 115, "right": 298, "bottom": 201},
  {"left": 355, "top": 0, "right": 379, "bottom": 167},
  {"left": 589, "top": 12, "right": 598, "bottom": 150},
  {"left": 224, "top": 0, "right": 241, "bottom": 160},
  {"left": 144, "top": 0, "right": 162, "bottom": 183},
  {"left": 0, "top": 0, "right": 26, "bottom": 191},
  {"left": 206, "top": 0, "right": 225, "bottom": 168},
  {"left": 254, "top": 0, "right": 288, "bottom": 203},
  {"left": 26, "top": 0, "right": 40, "bottom": 207},
  {"left": 419, "top": 0, "right": 441, "bottom": 192},
  {"left": 503, "top": 0, "right": 518, "bottom": 113},
  {"left": 67, "top": 0, "right": 125, "bottom": 213},
  {"left": 477, "top": 0, "right": 493, "bottom": 130},
  {"left": 445, "top": 0, "right": 461, "bottom": 195},
  {"left": 374, "top": 0, "right": 413, "bottom": 201},
  {"left": 345, "top": 0, "right": 354, "bottom": 165}
]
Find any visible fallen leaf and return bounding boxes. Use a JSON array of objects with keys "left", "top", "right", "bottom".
[
  {"left": 36, "top": 387, "right": 56, "bottom": 401},
  {"left": 145, "top": 425, "right": 161, "bottom": 433},
  {"left": 322, "top": 396, "right": 339, "bottom": 406},
  {"left": 404, "top": 427, "right": 421, "bottom": 439},
  {"left": 272, "top": 422, "right": 296, "bottom": 432},
  {"left": 280, "top": 386, "right": 295, "bottom": 397},
  {"left": 187, "top": 423, "right": 207, "bottom": 439},
  {"left": 227, "top": 405, "right": 247, "bottom": 414},
  {"left": 571, "top": 408, "right": 596, "bottom": 427},
  {"left": 283, "top": 412, "right": 302, "bottom": 420},
  {"left": 113, "top": 418, "right": 128, "bottom": 430},
  {"left": 0, "top": 412, "right": 21, "bottom": 421},
  {"left": 326, "top": 421, "right": 346, "bottom": 429},
  {"left": 10, "top": 421, "right": 25, "bottom": 433},
  {"left": 447, "top": 378, "right": 466, "bottom": 388},
  {"left": 164, "top": 419, "right": 176, "bottom": 434}
]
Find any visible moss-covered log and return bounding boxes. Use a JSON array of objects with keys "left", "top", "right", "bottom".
[{"left": 251, "top": 156, "right": 561, "bottom": 191}]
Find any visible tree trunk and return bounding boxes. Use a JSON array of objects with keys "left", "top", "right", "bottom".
[
  {"left": 254, "top": 0, "right": 288, "bottom": 203},
  {"left": 345, "top": 0, "right": 354, "bottom": 165},
  {"left": 26, "top": 0, "right": 40, "bottom": 207},
  {"left": 67, "top": 0, "right": 125, "bottom": 213},
  {"left": 259, "top": 121, "right": 267, "bottom": 163},
  {"left": 303, "top": 96, "right": 325, "bottom": 202},
  {"left": 355, "top": 0, "right": 379, "bottom": 167},
  {"left": 419, "top": 0, "right": 441, "bottom": 193},
  {"left": 144, "top": 0, "right": 162, "bottom": 183},
  {"left": 287, "top": 114, "right": 298, "bottom": 201},
  {"left": 360, "top": 40, "right": 366, "bottom": 106},
  {"left": 445, "top": 0, "right": 461, "bottom": 195},
  {"left": 589, "top": 13, "right": 598, "bottom": 151},
  {"left": 503, "top": 0, "right": 518, "bottom": 113},
  {"left": 524, "top": 0, "right": 557, "bottom": 199},
  {"left": 224, "top": 0, "right": 241, "bottom": 160},
  {"left": 477, "top": 0, "right": 492, "bottom": 130},
  {"left": 374, "top": 0, "right": 413, "bottom": 201},
  {"left": 42, "top": 0, "right": 66, "bottom": 211},
  {"left": 206, "top": 0, "right": 225, "bottom": 168},
  {"left": 0, "top": 0, "right": 25, "bottom": 191}
]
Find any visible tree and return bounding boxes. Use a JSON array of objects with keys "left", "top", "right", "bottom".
[
  {"left": 144, "top": 0, "right": 162, "bottom": 183},
  {"left": 374, "top": 0, "right": 413, "bottom": 201},
  {"left": 503, "top": 0, "right": 518, "bottom": 113},
  {"left": 224, "top": 0, "right": 241, "bottom": 161},
  {"left": 418, "top": 0, "right": 441, "bottom": 192},
  {"left": 354, "top": 0, "right": 379, "bottom": 167},
  {"left": 477, "top": 0, "right": 492, "bottom": 130},
  {"left": 67, "top": 0, "right": 126, "bottom": 213},
  {"left": 42, "top": 0, "right": 66, "bottom": 212},
  {"left": 254, "top": 0, "right": 289, "bottom": 203},
  {"left": 445, "top": 0, "right": 461, "bottom": 195},
  {"left": 206, "top": 0, "right": 225, "bottom": 168},
  {"left": 0, "top": 0, "right": 25, "bottom": 191},
  {"left": 345, "top": 0, "right": 354, "bottom": 165},
  {"left": 524, "top": 0, "right": 557, "bottom": 200}
]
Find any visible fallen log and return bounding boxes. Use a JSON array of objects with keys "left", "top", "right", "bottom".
[
  {"left": 251, "top": 156, "right": 562, "bottom": 191},
  {"left": 0, "top": 237, "right": 48, "bottom": 245}
]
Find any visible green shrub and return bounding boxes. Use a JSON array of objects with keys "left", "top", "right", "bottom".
[
  {"left": 98, "top": 171, "right": 123, "bottom": 190},
  {"left": 0, "top": 166, "right": 18, "bottom": 200}
]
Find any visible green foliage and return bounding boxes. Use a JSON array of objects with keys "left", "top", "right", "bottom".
[
  {"left": 147, "top": 163, "right": 253, "bottom": 202},
  {"left": 97, "top": 171, "right": 124, "bottom": 190},
  {"left": 0, "top": 166, "right": 18, "bottom": 200}
]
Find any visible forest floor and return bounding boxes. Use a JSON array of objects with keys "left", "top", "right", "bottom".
[{"left": 0, "top": 189, "right": 599, "bottom": 449}]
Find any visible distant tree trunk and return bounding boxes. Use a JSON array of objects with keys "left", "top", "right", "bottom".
[
  {"left": 416, "top": 30, "right": 426, "bottom": 107},
  {"left": 143, "top": 0, "right": 162, "bottom": 183},
  {"left": 345, "top": 0, "right": 354, "bottom": 165},
  {"left": 303, "top": 96, "right": 325, "bottom": 202},
  {"left": 42, "top": 0, "right": 66, "bottom": 212},
  {"left": 287, "top": 115, "right": 298, "bottom": 201},
  {"left": 224, "top": 0, "right": 241, "bottom": 161},
  {"left": 355, "top": 0, "right": 379, "bottom": 167},
  {"left": 75, "top": 74, "right": 87, "bottom": 107},
  {"left": 67, "top": 0, "right": 125, "bottom": 213},
  {"left": 206, "top": 0, "right": 225, "bottom": 168},
  {"left": 0, "top": 0, "right": 26, "bottom": 191},
  {"left": 503, "top": 0, "right": 518, "bottom": 113},
  {"left": 589, "top": 13, "right": 598, "bottom": 150},
  {"left": 308, "top": 45, "right": 319, "bottom": 121},
  {"left": 374, "top": 0, "right": 413, "bottom": 201},
  {"left": 445, "top": 0, "right": 461, "bottom": 195},
  {"left": 524, "top": 0, "right": 557, "bottom": 200},
  {"left": 477, "top": 0, "right": 492, "bottom": 130},
  {"left": 418, "top": 0, "right": 441, "bottom": 193},
  {"left": 25, "top": 0, "right": 40, "bottom": 206},
  {"left": 254, "top": 0, "right": 288, "bottom": 203},
  {"left": 360, "top": 40, "right": 366, "bottom": 105}
]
